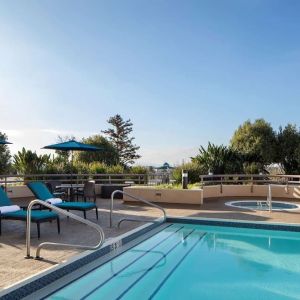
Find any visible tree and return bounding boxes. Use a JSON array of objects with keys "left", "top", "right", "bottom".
[
  {"left": 102, "top": 114, "right": 141, "bottom": 166},
  {"left": 0, "top": 132, "right": 11, "bottom": 174},
  {"left": 13, "top": 148, "right": 51, "bottom": 174},
  {"left": 191, "top": 142, "right": 243, "bottom": 174},
  {"left": 76, "top": 135, "right": 119, "bottom": 165},
  {"left": 230, "top": 119, "right": 277, "bottom": 166},
  {"left": 276, "top": 124, "right": 300, "bottom": 174},
  {"left": 54, "top": 135, "right": 76, "bottom": 164}
]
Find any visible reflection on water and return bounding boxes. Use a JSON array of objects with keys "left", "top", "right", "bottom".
[{"left": 204, "top": 231, "right": 300, "bottom": 274}]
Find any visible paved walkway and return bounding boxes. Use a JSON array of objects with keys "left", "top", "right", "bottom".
[{"left": 1, "top": 196, "right": 300, "bottom": 290}]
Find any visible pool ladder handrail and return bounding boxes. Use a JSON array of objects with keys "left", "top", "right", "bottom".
[
  {"left": 267, "top": 184, "right": 273, "bottom": 212},
  {"left": 26, "top": 199, "right": 105, "bottom": 259},
  {"left": 110, "top": 190, "right": 167, "bottom": 228}
]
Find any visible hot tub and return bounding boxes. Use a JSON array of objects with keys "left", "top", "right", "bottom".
[{"left": 225, "top": 200, "right": 300, "bottom": 211}]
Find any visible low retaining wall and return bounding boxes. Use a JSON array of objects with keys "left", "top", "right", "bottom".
[
  {"left": 123, "top": 184, "right": 300, "bottom": 205},
  {"left": 204, "top": 184, "right": 300, "bottom": 200},
  {"left": 6, "top": 185, "right": 33, "bottom": 199},
  {"left": 123, "top": 187, "right": 203, "bottom": 205},
  {"left": 6, "top": 184, "right": 300, "bottom": 202},
  {"left": 6, "top": 184, "right": 103, "bottom": 199}
]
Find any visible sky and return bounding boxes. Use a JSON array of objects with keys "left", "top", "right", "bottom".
[{"left": 1, "top": 0, "right": 300, "bottom": 165}]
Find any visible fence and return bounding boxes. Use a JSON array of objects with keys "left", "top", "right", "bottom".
[
  {"left": 200, "top": 174, "right": 300, "bottom": 188},
  {"left": 0, "top": 173, "right": 173, "bottom": 191},
  {"left": 2, "top": 173, "right": 300, "bottom": 192}
]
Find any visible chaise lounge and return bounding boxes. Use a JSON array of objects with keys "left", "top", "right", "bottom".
[
  {"left": 0, "top": 187, "right": 60, "bottom": 238},
  {"left": 27, "top": 182, "right": 98, "bottom": 220}
]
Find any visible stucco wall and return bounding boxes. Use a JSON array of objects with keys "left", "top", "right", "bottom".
[
  {"left": 123, "top": 184, "right": 300, "bottom": 205},
  {"left": 204, "top": 184, "right": 300, "bottom": 200},
  {"left": 6, "top": 184, "right": 103, "bottom": 199},
  {"left": 123, "top": 187, "right": 203, "bottom": 204},
  {"left": 6, "top": 184, "right": 300, "bottom": 202}
]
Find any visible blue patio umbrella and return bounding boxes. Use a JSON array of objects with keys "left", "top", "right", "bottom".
[
  {"left": 43, "top": 140, "right": 102, "bottom": 164},
  {"left": 156, "top": 162, "right": 174, "bottom": 170},
  {"left": 43, "top": 140, "right": 102, "bottom": 191},
  {"left": 43, "top": 140, "right": 100, "bottom": 152},
  {"left": 0, "top": 140, "right": 12, "bottom": 145}
]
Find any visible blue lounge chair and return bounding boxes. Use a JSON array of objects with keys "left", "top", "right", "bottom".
[
  {"left": 0, "top": 187, "right": 60, "bottom": 238},
  {"left": 27, "top": 182, "right": 98, "bottom": 220}
]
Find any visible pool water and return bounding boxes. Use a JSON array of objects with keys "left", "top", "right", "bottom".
[{"left": 48, "top": 223, "right": 300, "bottom": 300}]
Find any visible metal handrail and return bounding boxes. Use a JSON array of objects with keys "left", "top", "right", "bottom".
[
  {"left": 267, "top": 184, "right": 273, "bottom": 212},
  {"left": 110, "top": 190, "right": 167, "bottom": 228},
  {"left": 26, "top": 199, "right": 105, "bottom": 259},
  {"left": 2, "top": 173, "right": 300, "bottom": 193},
  {"left": 199, "top": 174, "right": 300, "bottom": 187}
]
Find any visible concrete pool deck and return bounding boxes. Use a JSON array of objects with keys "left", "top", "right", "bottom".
[{"left": 1, "top": 196, "right": 300, "bottom": 290}]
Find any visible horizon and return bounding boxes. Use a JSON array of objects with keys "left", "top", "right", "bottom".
[{"left": 1, "top": 1, "right": 300, "bottom": 165}]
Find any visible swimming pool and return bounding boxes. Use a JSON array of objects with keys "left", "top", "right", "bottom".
[
  {"left": 41, "top": 222, "right": 300, "bottom": 300},
  {"left": 2, "top": 219, "right": 300, "bottom": 299},
  {"left": 226, "top": 200, "right": 300, "bottom": 211}
]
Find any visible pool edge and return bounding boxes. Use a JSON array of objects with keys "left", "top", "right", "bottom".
[
  {"left": 2, "top": 217, "right": 300, "bottom": 299},
  {"left": 0, "top": 221, "right": 165, "bottom": 300}
]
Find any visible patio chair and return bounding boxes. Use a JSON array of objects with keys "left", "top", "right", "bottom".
[
  {"left": 27, "top": 182, "right": 98, "bottom": 220},
  {"left": 73, "top": 181, "right": 96, "bottom": 202},
  {"left": 0, "top": 187, "right": 60, "bottom": 239},
  {"left": 45, "top": 181, "right": 67, "bottom": 199}
]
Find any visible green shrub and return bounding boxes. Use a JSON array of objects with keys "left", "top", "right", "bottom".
[
  {"left": 106, "top": 164, "right": 124, "bottom": 174},
  {"left": 171, "top": 162, "right": 204, "bottom": 184},
  {"left": 243, "top": 162, "right": 263, "bottom": 174},
  {"left": 89, "top": 162, "right": 108, "bottom": 174},
  {"left": 44, "top": 161, "right": 65, "bottom": 174},
  {"left": 155, "top": 183, "right": 200, "bottom": 190},
  {"left": 129, "top": 165, "right": 148, "bottom": 174}
]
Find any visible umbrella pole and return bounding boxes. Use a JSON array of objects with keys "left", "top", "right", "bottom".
[{"left": 70, "top": 150, "right": 73, "bottom": 200}]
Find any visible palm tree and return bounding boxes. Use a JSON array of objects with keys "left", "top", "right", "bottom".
[
  {"left": 13, "top": 148, "right": 51, "bottom": 175},
  {"left": 192, "top": 142, "right": 243, "bottom": 174}
]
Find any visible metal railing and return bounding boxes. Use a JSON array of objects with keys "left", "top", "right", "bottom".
[
  {"left": 0, "top": 173, "right": 173, "bottom": 192},
  {"left": 2, "top": 173, "right": 300, "bottom": 189},
  {"left": 2, "top": 172, "right": 300, "bottom": 198},
  {"left": 26, "top": 199, "right": 105, "bottom": 259},
  {"left": 110, "top": 190, "right": 167, "bottom": 228},
  {"left": 267, "top": 184, "right": 273, "bottom": 212},
  {"left": 200, "top": 174, "right": 300, "bottom": 188},
  {"left": 0, "top": 173, "right": 149, "bottom": 186}
]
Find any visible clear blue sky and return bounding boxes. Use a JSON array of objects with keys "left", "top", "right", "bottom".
[{"left": 1, "top": 0, "right": 300, "bottom": 165}]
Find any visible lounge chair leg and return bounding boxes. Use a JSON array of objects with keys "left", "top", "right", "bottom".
[
  {"left": 96, "top": 207, "right": 98, "bottom": 220},
  {"left": 0, "top": 217, "right": 2, "bottom": 235},
  {"left": 83, "top": 211, "right": 86, "bottom": 219},
  {"left": 37, "top": 222, "right": 41, "bottom": 239},
  {"left": 57, "top": 217, "right": 60, "bottom": 234}
]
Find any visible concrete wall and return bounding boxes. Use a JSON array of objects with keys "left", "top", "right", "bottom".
[
  {"left": 123, "top": 184, "right": 300, "bottom": 205},
  {"left": 6, "top": 184, "right": 103, "bottom": 199},
  {"left": 6, "top": 184, "right": 300, "bottom": 202},
  {"left": 6, "top": 185, "right": 34, "bottom": 199},
  {"left": 123, "top": 187, "right": 203, "bottom": 205},
  {"left": 203, "top": 184, "right": 300, "bottom": 200}
]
